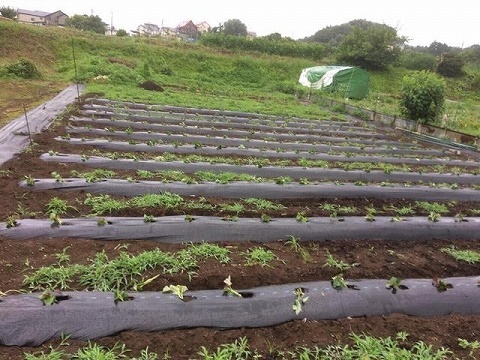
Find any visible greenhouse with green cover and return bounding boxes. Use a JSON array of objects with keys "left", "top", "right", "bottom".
[{"left": 298, "top": 66, "right": 370, "bottom": 99}]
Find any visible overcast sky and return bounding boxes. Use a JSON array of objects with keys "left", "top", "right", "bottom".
[{"left": 9, "top": 0, "right": 479, "bottom": 47}]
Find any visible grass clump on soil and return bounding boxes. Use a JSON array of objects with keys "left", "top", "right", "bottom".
[
  {"left": 23, "top": 332, "right": 454, "bottom": 359},
  {"left": 440, "top": 246, "right": 480, "bottom": 264}
]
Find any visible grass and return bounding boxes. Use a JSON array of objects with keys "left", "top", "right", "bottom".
[
  {"left": 242, "top": 247, "right": 279, "bottom": 267},
  {"left": 440, "top": 246, "right": 480, "bottom": 264},
  {"left": 2, "top": 20, "right": 478, "bottom": 138},
  {"left": 23, "top": 333, "right": 455, "bottom": 359}
]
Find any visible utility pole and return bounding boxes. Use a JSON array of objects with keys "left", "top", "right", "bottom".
[{"left": 110, "top": 12, "right": 113, "bottom": 36}]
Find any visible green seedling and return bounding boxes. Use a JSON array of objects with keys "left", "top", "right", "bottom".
[
  {"left": 40, "top": 289, "right": 69, "bottom": 306},
  {"left": 323, "top": 251, "right": 358, "bottom": 271},
  {"left": 292, "top": 287, "right": 309, "bottom": 315},
  {"left": 5, "top": 214, "right": 18, "bottom": 228},
  {"left": 223, "top": 276, "right": 242, "bottom": 298},
  {"left": 163, "top": 284, "right": 189, "bottom": 300},
  {"left": 428, "top": 211, "right": 441, "bottom": 222},
  {"left": 49, "top": 212, "right": 62, "bottom": 227},
  {"left": 295, "top": 211, "right": 309, "bottom": 223},
  {"left": 458, "top": 338, "right": 480, "bottom": 358},
  {"left": 331, "top": 274, "right": 348, "bottom": 290},
  {"left": 51, "top": 171, "right": 64, "bottom": 183},
  {"left": 97, "top": 218, "right": 109, "bottom": 226},
  {"left": 260, "top": 213, "right": 272, "bottom": 223},
  {"left": 143, "top": 214, "right": 156, "bottom": 223},
  {"left": 132, "top": 274, "right": 161, "bottom": 292},
  {"left": 184, "top": 215, "right": 195, "bottom": 222},
  {"left": 113, "top": 288, "right": 133, "bottom": 304},
  {"left": 331, "top": 274, "right": 360, "bottom": 290},
  {"left": 432, "top": 277, "right": 453, "bottom": 292},
  {"left": 24, "top": 174, "right": 35, "bottom": 186},
  {"left": 285, "top": 236, "right": 310, "bottom": 262},
  {"left": 385, "top": 277, "right": 409, "bottom": 294}
]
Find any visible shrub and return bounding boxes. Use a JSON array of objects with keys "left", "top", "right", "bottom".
[
  {"left": 4, "top": 59, "right": 41, "bottom": 79},
  {"left": 400, "top": 51, "right": 437, "bottom": 71},
  {"left": 436, "top": 53, "right": 465, "bottom": 77},
  {"left": 399, "top": 71, "right": 446, "bottom": 123}
]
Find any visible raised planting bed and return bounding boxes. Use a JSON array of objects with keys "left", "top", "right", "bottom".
[
  {"left": 65, "top": 126, "right": 448, "bottom": 157},
  {"left": 57, "top": 137, "right": 480, "bottom": 168},
  {"left": 2, "top": 216, "right": 479, "bottom": 242},
  {"left": 22, "top": 178, "right": 480, "bottom": 201},
  {"left": 40, "top": 153, "right": 480, "bottom": 185},
  {"left": 0, "top": 276, "right": 478, "bottom": 346},
  {"left": 2, "top": 96, "right": 480, "bottom": 358}
]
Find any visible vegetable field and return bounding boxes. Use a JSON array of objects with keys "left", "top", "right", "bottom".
[{"left": 1, "top": 96, "right": 480, "bottom": 358}]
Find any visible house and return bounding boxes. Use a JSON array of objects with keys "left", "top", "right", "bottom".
[
  {"left": 196, "top": 21, "right": 211, "bottom": 34},
  {"left": 160, "top": 27, "right": 180, "bottom": 40},
  {"left": 17, "top": 8, "right": 68, "bottom": 26},
  {"left": 177, "top": 20, "right": 198, "bottom": 39},
  {"left": 137, "top": 23, "right": 160, "bottom": 36}
]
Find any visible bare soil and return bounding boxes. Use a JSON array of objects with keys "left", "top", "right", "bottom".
[{"left": 0, "top": 100, "right": 480, "bottom": 359}]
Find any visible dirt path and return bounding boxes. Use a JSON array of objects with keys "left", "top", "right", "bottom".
[{"left": 0, "top": 84, "right": 84, "bottom": 166}]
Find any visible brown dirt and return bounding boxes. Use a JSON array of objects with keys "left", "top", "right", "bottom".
[{"left": 0, "top": 101, "right": 480, "bottom": 359}]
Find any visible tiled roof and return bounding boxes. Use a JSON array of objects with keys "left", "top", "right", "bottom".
[{"left": 17, "top": 8, "right": 50, "bottom": 17}]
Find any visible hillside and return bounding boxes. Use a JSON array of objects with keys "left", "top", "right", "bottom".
[
  {"left": 1, "top": 21, "right": 478, "bottom": 134},
  {"left": 0, "top": 21, "right": 331, "bottom": 128}
]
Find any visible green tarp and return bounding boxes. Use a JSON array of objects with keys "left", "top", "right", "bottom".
[{"left": 299, "top": 66, "right": 370, "bottom": 99}]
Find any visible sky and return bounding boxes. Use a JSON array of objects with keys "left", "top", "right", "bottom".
[{"left": 8, "top": 0, "right": 480, "bottom": 48}]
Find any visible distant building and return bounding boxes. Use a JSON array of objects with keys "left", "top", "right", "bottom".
[
  {"left": 196, "top": 21, "right": 211, "bottom": 33},
  {"left": 177, "top": 20, "right": 198, "bottom": 39},
  {"left": 136, "top": 23, "right": 160, "bottom": 36},
  {"left": 160, "top": 27, "right": 180, "bottom": 40},
  {"left": 17, "top": 8, "right": 68, "bottom": 26}
]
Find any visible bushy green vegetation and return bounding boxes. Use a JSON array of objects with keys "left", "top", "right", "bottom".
[
  {"left": 399, "top": 71, "right": 446, "bottom": 123},
  {"left": 1, "top": 20, "right": 478, "bottom": 135},
  {"left": 200, "top": 33, "right": 325, "bottom": 59}
]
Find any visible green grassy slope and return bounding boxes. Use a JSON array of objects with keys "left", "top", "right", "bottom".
[{"left": 1, "top": 20, "right": 478, "bottom": 133}]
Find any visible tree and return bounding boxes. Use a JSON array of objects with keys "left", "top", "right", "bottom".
[
  {"left": 427, "top": 41, "right": 451, "bottom": 56},
  {"left": 116, "top": 29, "right": 128, "bottom": 37},
  {"left": 305, "top": 19, "right": 374, "bottom": 46},
  {"left": 400, "top": 51, "right": 437, "bottom": 71},
  {"left": 335, "top": 23, "right": 402, "bottom": 70},
  {"left": 223, "top": 19, "right": 247, "bottom": 36},
  {"left": 0, "top": 6, "right": 17, "bottom": 20},
  {"left": 263, "top": 32, "right": 282, "bottom": 41},
  {"left": 65, "top": 14, "right": 106, "bottom": 34},
  {"left": 399, "top": 71, "right": 446, "bottom": 124},
  {"left": 436, "top": 53, "right": 464, "bottom": 77}
]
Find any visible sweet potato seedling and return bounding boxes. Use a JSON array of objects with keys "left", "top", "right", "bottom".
[
  {"left": 385, "top": 277, "right": 409, "bottom": 294},
  {"left": 223, "top": 275, "right": 242, "bottom": 298}
]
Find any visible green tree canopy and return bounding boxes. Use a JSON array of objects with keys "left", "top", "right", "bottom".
[
  {"left": 399, "top": 71, "right": 446, "bottom": 123},
  {"left": 116, "top": 29, "right": 128, "bottom": 37},
  {"left": 305, "top": 19, "right": 374, "bottom": 46},
  {"left": 335, "top": 23, "right": 402, "bottom": 70},
  {"left": 0, "top": 6, "right": 17, "bottom": 20},
  {"left": 436, "top": 53, "right": 464, "bottom": 77},
  {"left": 427, "top": 41, "right": 452, "bottom": 56},
  {"left": 65, "top": 14, "right": 106, "bottom": 34},
  {"left": 223, "top": 19, "right": 247, "bottom": 36}
]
